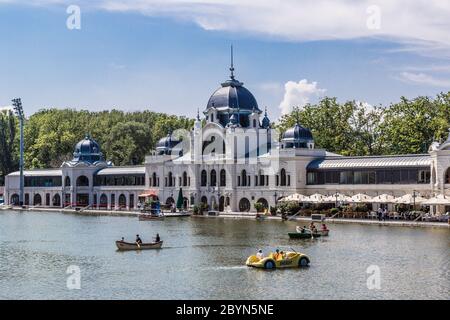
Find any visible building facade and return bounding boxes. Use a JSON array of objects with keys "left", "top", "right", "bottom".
[{"left": 4, "top": 65, "right": 450, "bottom": 213}]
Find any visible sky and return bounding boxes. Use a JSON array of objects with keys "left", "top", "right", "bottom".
[{"left": 1, "top": 0, "right": 450, "bottom": 120}]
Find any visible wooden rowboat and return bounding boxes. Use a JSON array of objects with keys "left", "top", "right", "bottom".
[
  {"left": 115, "top": 240, "right": 163, "bottom": 251},
  {"left": 288, "top": 232, "right": 321, "bottom": 239}
]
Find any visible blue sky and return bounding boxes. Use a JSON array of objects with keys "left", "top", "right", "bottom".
[{"left": 1, "top": 1, "right": 450, "bottom": 119}]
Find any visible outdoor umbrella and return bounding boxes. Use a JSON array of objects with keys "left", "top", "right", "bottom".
[
  {"left": 176, "top": 188, "right": 184, "bottom": 210},
  {"left": 422, "top": 194, "right": 450, "bottom": 205},
  {"left": 394, "top": 194, "right": 427, "bottom": 204},
  {"left": 349, "top": 193, "right": 372, "bottom": 203},
  {"left": 323, "top": 193, "right": 351, "bottom": 203},
  {"left": 306, "top": 193, "right": 325, "bottom": 203},
  {"left": 371, "top": 194, "right": 395, "bottom": 203}
]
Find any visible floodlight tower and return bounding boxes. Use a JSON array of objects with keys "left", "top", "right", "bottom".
[{"left": 12, "top": 98, "right": 24, "bottom": 207}]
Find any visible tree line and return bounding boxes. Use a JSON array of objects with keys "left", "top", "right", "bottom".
[
  {"left": 1, "top": 92, "right": 450, "bottom": 185},
  {"left": 276, "top": 92, "right": 450, "bottom": 156}
]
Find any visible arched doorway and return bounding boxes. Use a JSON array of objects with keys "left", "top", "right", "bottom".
[
  {"left": 118, "top": 194, "right": 126, "bottom": 209},
  {"left": 100, "top": 194, "right": 108, "bottom": 209},
  {"left": 76, "top": 175, "right": 89, "bottom": 187},
  {"left": 65, "top": 176, "right": 71, "bottom": 187},
  {"left": 219, "top": 196, "right": 225, "bottom": 212},
  {"left": 45, "top": 193, "right": 50, "bottom": 206},
  {"left": 183, "top": 197, "right": 189, "bottom": 209},
  {"left": 201, "top": 170, "right": 207, "bottom": 186},
  {"left": 25, "top": 193, "right": 29, "bottom": 205},
  {"left": 200, "top": 196, "right": 208, "bottom": 205},
  {"left": 10, "top": 194, "right": 19, "bottom": 205},
  {"left": 33, "top": 194, "right": 42, "bottom": 206},
  {"left": 210, "top": 196, "right": 217, "bottom": 210},
  {"left": 52, "top": 194, "right": 61, "bottom": 207},
  {"left": 256, "top": 198, "right": 269, "bottom": 209},
  {"left": 239, "top": 198, "right": 251, "bottom": 212},
  {"left": 166, "top": 197, "right": 175, "bottom": 205}
]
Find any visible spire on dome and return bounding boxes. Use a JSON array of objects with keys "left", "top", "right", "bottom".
[{"left": 229, "top": 44, "right": 235, "bottom": 80}]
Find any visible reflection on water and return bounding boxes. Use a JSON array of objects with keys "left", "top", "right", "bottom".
[{"left": 0, "top": 210, "right": 448, "bottom": 299}]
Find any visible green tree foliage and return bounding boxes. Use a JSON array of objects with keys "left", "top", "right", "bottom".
[
  {"left": 277, "top": 93, "right": 450, "bottom": 156},
  {"left": 22, "top": 109, "right": 194, "bottom": 169},
  {"left": 0, "top": 110, "right": 19, "bottom": 184}
]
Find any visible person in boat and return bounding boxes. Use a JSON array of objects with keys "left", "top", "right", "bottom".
[
  {"left": 296, "top": 226, "right": 307, "bottom": 233},
  {"left": 280, "top": 251, "right": 286, "bottom": 260},
  {"left": 120, "top": 237, "right": 125, "bottom": 242},
  {"left": 155, "top": 233, "right": 161, "bottom": 242},
  {"left": 273, "top": 249, "right": 281, "bottom": 260},
  {"left": 256, "top": 249, "right": 264, "bottom": 260},
  {"left": 321, "top": 224, "right": 328, "bottom": 231},
  {"left": 135, "top": 234, "right": 143, "bottom": 245}
]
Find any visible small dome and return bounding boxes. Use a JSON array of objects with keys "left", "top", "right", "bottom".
[
  {"left": 156, "top": 134, "right": 182, "bottom": 156},
  {"left": 72, "top": 134, "right": 104, "bottom": 163},
  {"left": 282, "top": 123, "right": 314, "bottom": 148},
  {"left": 261, "top": 108, "right": 271, "bottom": 129}
]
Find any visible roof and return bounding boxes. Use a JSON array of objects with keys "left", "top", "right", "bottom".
[
  {"left": 206, "top": 79, "right": 259, "bottom": 111},
  {"left": 8, "top": 169, "right": 62, "bottom": 177},
  {"left": 96, "top": 166, "right": 145, "bottom": 175},
  {"left": 307, "top": 154, "right": 431, "bottom": 170}
]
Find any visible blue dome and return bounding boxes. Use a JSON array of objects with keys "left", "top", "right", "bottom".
[
  {"left": 207, "top": 79, "right": 259, "bottom": 111},
  {"left": 72, "top": 135, "right": 104, "bottom": 163},
  {"left": 282, "top": 123, "right": 314, "bottom": 148},
  {"left": 156, "top": 134, "right": 182, "bottom": 156},
  {"left": 261, "top": 108, "right": 271, "bottom": 129}
]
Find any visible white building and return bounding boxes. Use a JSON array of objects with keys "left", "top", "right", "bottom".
[{"left": 4, "top": 63, "right": 450, "bottom": 214}]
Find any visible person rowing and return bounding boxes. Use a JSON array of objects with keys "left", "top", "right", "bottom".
[
  {"left": 155, "top": 233, "right": 161, "bottom": 243},
  {"left": 135, "top": 234, "right": 143, "bottom": 245}
]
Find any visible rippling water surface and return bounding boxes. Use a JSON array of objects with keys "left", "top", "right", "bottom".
[{"left": 0, "top": 210, "right": 448, "bottom": 299}]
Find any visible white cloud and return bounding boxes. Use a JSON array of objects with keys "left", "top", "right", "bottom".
[
  {"left": 397, "top": 72, "right": 450, "bottom": 87},
  {"left": 2, "top": 1, "right": 450, "bottom": 55},
  {"left": 278, "top": 79, "right": 326, "bottom": 114}
]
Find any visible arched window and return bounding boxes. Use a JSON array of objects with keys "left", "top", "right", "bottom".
[
  {"left": 220, "top": 169, "right": 226, "bottom": 187},
  {"left": 52, "top": 194, "right": 61, "bottom": 207},
  {"left": 45, "top": 193, "right": 50, "bottom": 206},
  {"left": 210, "top": 170, "right": 217, "bottom": 187},
  {"left": 280, "top": 169, "right": 286, "bottom": 186},
  {"left": 10, "top": 194, "right": 19, "bottom": 205},
  {"left": 152, "top": 172, "right": 157, "bottom": 187},
  {"left": 239, "top": 198, "right": 251, "bottom": 212},
  {"left": 168, "top": 172, "right": 173, "bottom": 187},
  {"left": 446, "top": 168, "right": 450, "bottom": 184},
  {"left": 64, "top": 176, "right": 71, "bottom": 187},
  {"left": 201, "top": 196, "right": 208, "bottom": 205},
  {"left": 76, "top": 175, "right": 89, "bottom": 187},
  {"left": 33, "top": 194, "right": 42, "bottom": 206},
  {"left": 241, "top": 170, "right": 247, "bottom": 187},
  {"left": 201, "top": 170, "right": 207, "bottom": 186},
  {"left": 100, "top": 194, "right": 108, "bottom": 208},
  {"left": 118, "top": 194, "right": 126, "bottom": 208},
  {"left": 183, "top": 171, "right": 188, "bottom": 187}
]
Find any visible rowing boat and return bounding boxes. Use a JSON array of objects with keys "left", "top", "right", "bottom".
[
  {"left": 115, "top": 240, "right": 163, "bottom": 251},
  {"left": 139, "top": 214, "right": 165, "bottom": 221}
]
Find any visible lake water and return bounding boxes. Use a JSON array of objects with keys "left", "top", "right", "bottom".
[{"left": 0, "top": 210, "right": 448, "bottom": 299}]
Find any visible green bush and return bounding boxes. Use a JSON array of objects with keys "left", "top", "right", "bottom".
[{"left": 254, "top": 202, "right": 264, "bottom": 213}]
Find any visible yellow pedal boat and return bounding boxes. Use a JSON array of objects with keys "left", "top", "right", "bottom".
[{"left": 246, "top": 251, "right": 310, "bottom": 269}]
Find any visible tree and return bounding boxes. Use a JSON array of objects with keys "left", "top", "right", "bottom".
[{"left": 0, "top": 110, "right": 18, "bottom": 185}]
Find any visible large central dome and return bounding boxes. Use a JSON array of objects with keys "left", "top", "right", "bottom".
[{"left": 206, "top": 78, "right": 259, "bottom": 111}]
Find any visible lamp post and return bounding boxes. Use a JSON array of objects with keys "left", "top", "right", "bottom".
[
  {"left": 412, "top": 190, "right": 417, "bottom": 210},
  {"left": 274, "top": 191, "right": 278, "bottom": 206},
  {"left": 12, "top": 98, "right": 24, "bottom": 207},
  {"left": 334, "top": 191, "right": 338, "bottom": 208}
]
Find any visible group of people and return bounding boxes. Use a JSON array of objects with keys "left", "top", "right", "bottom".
[
  {"left": 377, "top": 207, "right": 388, "bottom": 221},
  {"left": 296, "top": 222, "right": 328, "bottom": 234},
  {"left": 256, "top": 249, "right": 286, "bottom": 261},
  {"left": 120, "top": 233, "right": 161, "bottom": 245}
]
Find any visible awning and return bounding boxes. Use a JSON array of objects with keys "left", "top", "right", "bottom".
[
  {"left": 371, "top": 194, "right": 396, "bottom": 203},
  {"left": 349, "top": 193, "right": 373, "bottom": 203},
  {"left": 422, "top": 195, "right": 450, "bottom": 205},
  {"left": 394, "top": 194, "right": 427, "bottom": 204}
]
